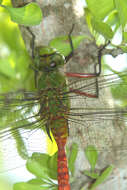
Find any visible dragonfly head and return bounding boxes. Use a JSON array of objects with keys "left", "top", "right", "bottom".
[{"left": 35, "top": 46, "right": 65, "bottom": 73}]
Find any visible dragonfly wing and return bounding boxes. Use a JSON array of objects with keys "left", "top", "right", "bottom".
[
  {"left": 65, "top": 72, "right": 127, "bottom": 167},
  {"left": 0, "top": 90, "right": 47, "bottom": 172}
]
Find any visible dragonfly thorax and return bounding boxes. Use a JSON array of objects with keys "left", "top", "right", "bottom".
[{"left": 39, "top": 88, "right": 69, "bottom": 119}]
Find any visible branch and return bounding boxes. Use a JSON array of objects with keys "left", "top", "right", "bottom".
[{"left": 102, "top": 47, "right": 124, "bottom": 57}]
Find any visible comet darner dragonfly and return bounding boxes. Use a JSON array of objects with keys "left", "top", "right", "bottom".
[{"left": 0, "top": 26, "right": 127, "bottom": 190}]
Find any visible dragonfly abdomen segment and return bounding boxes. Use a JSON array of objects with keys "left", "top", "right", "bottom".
[
  {"left": 51, "top": 118, "right": 70, "bottom": 190},
  {"left": 57, "top": 138, "right": 70, "bottom": 190}
]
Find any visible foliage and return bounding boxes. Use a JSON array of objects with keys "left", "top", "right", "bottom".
[
  {"left": 0, "top": 2, "right": 42, "bottom": 26},
  {"left": 86, "top": 0, "right": 127, "bottom": 105},
  {"left": 85, "top": 146, "right": 98, "bottom": 172},
  {"left": 0, "top": 0, "right": 34, "bottom": 92},
  {"left": 13, "top": 153, "right": 58, "bottom": 190},
  {"left": 67, "top": 143, "right": 78, "bottom": 176},
  {"left": 89, "top": 166, "right": 114, "bottom": 190},
  {"left": 49, "top": 35, "right": 90, "bottom": 56},
  {"left": 86, "top": 0, "right": 127, "bottom": 44},
  {"left": 13, "top": 144, "right": 113, "bottom": 190},
  {"left": 84, "top": 146, "right": 114, "bottom": 190}
]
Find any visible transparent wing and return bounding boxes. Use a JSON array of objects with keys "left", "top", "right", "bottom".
[
  {"left": 0, "top": 72, "right": 127, "bottom": 172},
  {"left": 0, "top": 90, "right": 47, "bottom": 172},
  {"left": 65, "top": 72, "right": 127, "bottom": 166}
]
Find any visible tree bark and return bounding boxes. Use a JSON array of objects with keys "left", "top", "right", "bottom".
[{"left": 12, "top": 1, "right": 127, "bottom": 190}]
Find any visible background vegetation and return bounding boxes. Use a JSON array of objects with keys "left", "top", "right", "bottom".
[{"left": 0, "top": 0, "right": 33, "bottom": 94}]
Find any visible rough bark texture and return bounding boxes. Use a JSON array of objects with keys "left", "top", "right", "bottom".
[{"left": 12, "top": 0, "right": 127, "bottom": 190}]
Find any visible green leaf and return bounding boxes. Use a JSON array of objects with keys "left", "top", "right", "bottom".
[
  {"left": 28, "top": 178, "right": 47, "bottom": 185},
  {"left": 13, "top": 182, "right": 51, "bottom": 190},
  {"left": 0, "top": 0, "right": 3, "bottom": 4},
  {"left": 0, "top": 58, "right": 17, "bottom": 78},
  {"left": 26, "top": 152, "right": 57, "bottom": 180},
  {"left": 84, "top": 8, "right": 93, "bottom": 33},
  {"left": 14, "top": 177, "right": 57, "bottom": 190},
  {"left": 2, "top": 3, "right": 43, "bottom": 26},
  {"left": 51, "top": 188, "right": 58, "bottom": 190},
  {"left": 68, "top": 143, "right": 78, "bottom": 175},
  {"left": 86, "top": 0, "right": 114, "bottom": 20},
  {"left": 48, "top": 152, "right": 57, "bottom": 179},
  {"left": 85, "top": 146, "right": 98, "bottom": 172},
  {"left": 49, "top": 35, "right": 89, "bottom": 57},
  {"left": 114, "top": 0, "right": 127, "bottom": 27},
  {"left": 91, "top": 18, "right": 113, "bottom": 39},
  {"left": 120, "top": 45, "right": 127, "bottom": 52},
  {"left": 123, "top": 32, "right": 127, "bottom": 43},
  {"left": 84, "top": 170, "right": 99, "bottom": 179},
  {"left": 106, "top": 10, "right": 120, "bottom": 34},
  {"left": 89, "top": 165, "right": 114, "bottom": 190},
  {"left": 106, "top": 10, "right": 119, "bottom": 26},
  {"left": 28, "top": 178, "right": 57, "bottom": 189}
]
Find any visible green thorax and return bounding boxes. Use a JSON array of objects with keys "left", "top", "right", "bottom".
[{"left": 33, "top": 46, "right": 69, "bottom": 121}]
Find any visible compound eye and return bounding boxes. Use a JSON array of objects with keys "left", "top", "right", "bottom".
[{"left": 50, "top": 62, "right": 56, "bottom": 68}]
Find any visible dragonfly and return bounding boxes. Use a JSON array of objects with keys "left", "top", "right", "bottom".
[{"left": 0, "top": 25, "right": 127, "bottom": 190}]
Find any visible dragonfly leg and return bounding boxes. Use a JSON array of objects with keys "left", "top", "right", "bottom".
[
  {"left": 65, "top": 24, "right": 75, "bottom": 62},
  {"left": 64, "top": 24, "right": 98, "bottom": 97},
  {"left": 26, "top": 27, "right": 39, "bottom": 87},
  {"left": 65, "top": 41, "right": 110, "bottom": 78},
  {"left": 66, "top": 42, "right": 110, "bottom": 98},
  {"left": 18, "top": 0, "right": 36, "bottom": 6},
  {"left": 95, "top": 40, "right": 110, "bottom": 76},
  {"left": 69, "top": 86, "right": 98, "bottom": 98},
  {"left": 26, "top": 27, "right": 35, "bottom": 59},
  {"left": 29, "top": 64, "right": 39, "bottom": 73}
]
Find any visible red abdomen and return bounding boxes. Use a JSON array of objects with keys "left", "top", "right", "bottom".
[
  {"left": 51, "top": 118, "right": 70, "bottom": 190},
  {"left": 57, "top": 137, "right": 70, "bottom": 190}
]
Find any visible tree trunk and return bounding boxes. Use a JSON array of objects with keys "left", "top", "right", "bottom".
[{"left": 12, "top": 1, "right": 127, "bottom": 190}]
